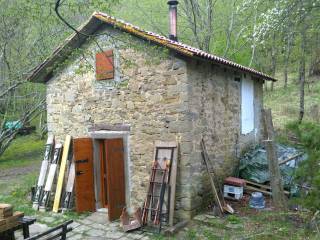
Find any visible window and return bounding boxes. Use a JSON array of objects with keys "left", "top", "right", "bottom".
[
  {"left": 241, "top": 78, "right": 254, "bottom": 134},
  {"left": 95, "top": 50, "right": 114, "bottom": 80}
]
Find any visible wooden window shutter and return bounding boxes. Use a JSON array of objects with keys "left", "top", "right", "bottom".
[{"left": 96, "top": 50, "right": 114, "bottom": 80}]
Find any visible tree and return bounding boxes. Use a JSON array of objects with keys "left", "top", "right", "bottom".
[
  {"left": 179, "top": 0, "right": 216, "bottom": 52},
  {"left": 0, "top": 0, "right": 120, "bottom": 156}
]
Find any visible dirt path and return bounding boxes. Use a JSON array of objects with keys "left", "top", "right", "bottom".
[{"left": 0, "top": 164, "right": 39, "bottom": 180}]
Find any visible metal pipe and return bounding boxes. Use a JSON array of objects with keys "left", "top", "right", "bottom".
[{"left": 167, "top": 0, "right": 179, "bottom": 41}]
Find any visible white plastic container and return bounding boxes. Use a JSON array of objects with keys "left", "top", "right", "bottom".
[{"left": 223, "top": 185, "right": 243, "bottom": 200}]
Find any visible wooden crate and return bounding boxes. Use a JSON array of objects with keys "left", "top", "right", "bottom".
[
  {"left": 244, "top": 180, "right": 290, "bottom": 196},
  {"left": 0, "top": 218, "right": 5, "bottom": 226},
  {"left": 0, "top": 204, "right": 13, "bottom": 219},
  {"left": 0, "top": 211, "right": 24, "bottom": 232}
]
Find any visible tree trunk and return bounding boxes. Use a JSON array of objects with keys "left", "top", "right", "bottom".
[
  {"left": 283, "top": 32, "right": 292, "bottom": 88},
  {"left": 270, "top": 33, "right": 277, "bottom": 91},
  {"left": 298, "top": 27, "right": 306, "bottom": 123},
  {"left": 249, "top": 6, "right": 258, "bottom": 67},
  {"left": 284, "top": 65, "right": 288, "bottom": 88},
  {"left": 262, "top": 109, "right": 287, "bottom": 210},
  {"left": 223, "top": 0, "right": 236, "bottom": 57},
  {"left": 309, "top": 32, "right": 320, "bottom": 76}
]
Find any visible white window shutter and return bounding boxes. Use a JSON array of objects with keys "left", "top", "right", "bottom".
[{"left": 241, "top": 78, "right": 254, "bottom": 134}]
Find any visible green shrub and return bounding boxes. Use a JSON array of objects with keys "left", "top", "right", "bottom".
[
  {"left": 226, "top": 215, "right": 242, "bottom": 224},
  {"left": 285, "top": 121, "right": 320, "bottom": 211}
]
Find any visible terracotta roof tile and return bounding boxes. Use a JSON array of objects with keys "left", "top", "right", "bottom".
[{"left": 28, "top": 12, "right": 276, "bottom": 83}]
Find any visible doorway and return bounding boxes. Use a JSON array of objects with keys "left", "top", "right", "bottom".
[
  {"left": 74, "top": 134, "right": 129, "bottom": 221},
  {"left": 97, "top": 137, "right": 127, "bottom": 221},
  {"left": 99, "top": 140, "right": 108, "bottom": 208},
  {"left": 90, "top": 129, "right": 131, "bottom": 220}
]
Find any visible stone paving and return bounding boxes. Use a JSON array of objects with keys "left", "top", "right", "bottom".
[
  {"left": 67, "top": 212, "right": 152, "bottom": 240},
  {"left": 15, "top": 212, "right": 155, "bottom": 240},
  {"left": 13, "top": 211, "right": 246, "bottom": 239}
]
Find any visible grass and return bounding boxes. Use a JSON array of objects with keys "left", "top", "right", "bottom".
[
  {"left": 0, "top": 134, "right": 86, "bottom": 227},
  {"left": 264, "top": 73, "right": 320, "bottom": 129},
  {"left": 0, "top": 171, "right": 86, "bottom": 227},
  {"left": 0, "top": 134, "right": 45, "bottom": 169},
  {"left": 174, "top": 210, "right": 318, "bottom": 240}
]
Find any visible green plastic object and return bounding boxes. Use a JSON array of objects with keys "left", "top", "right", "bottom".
[
  {"left": 4, "top": 121, "right": 23, "bottom": 130},
  {"left": 239, "top": 144, "right": 306, "bottom": 195}
]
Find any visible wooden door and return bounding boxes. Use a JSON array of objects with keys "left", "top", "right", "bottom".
[
  {"left": 105, "top": 138, "right": 126, "bottom": 221},
  {"left": 99, "top": 140, "right": 108, "bottom": 208},
  {"left": 74, "top": 138, "right": 95, "bottom": 213}
]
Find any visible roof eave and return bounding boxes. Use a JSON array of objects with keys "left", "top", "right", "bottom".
[
  {"left": 28, "top": 14, "right": 103, "bottom": 83},
  {"left": 27, "top": 11, "right": 277, "bottom": 83}
]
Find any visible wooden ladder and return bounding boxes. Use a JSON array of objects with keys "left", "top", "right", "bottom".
[{"left": 142, "top": 158, "right": 170, "bottom": 233}]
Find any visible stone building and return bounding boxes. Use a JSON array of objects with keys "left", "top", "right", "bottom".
[{"left": 28, "top": 11, "right": 275, "bottom": 222}]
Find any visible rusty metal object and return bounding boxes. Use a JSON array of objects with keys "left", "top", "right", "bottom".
[{"left": 120, "top": 207, "right": 142, "bottom": 232}]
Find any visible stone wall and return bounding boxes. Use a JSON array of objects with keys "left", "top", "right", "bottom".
[
  {"left": 46, "top": 25, "right": 191, "bottom": 221},
  {"left": 180, "top": 59, "right": 264, "bottom": 216},
  {"left": 46, "top": 24, "right": 264, "bottom": 221}
]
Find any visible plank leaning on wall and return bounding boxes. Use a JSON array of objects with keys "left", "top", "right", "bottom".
[{"left": 52, "top": 135, "right": 72, "bottom": 213}]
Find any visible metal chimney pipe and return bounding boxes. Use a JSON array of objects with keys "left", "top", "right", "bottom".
[{"left": 167, "top": 0, "right": 178, "bottom": 41}]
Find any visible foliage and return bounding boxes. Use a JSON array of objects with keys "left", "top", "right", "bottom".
[
  {"left": 113, "top": 0, "right": 320, "bottom": 121},
  {"left": 264, "top": 74, "right": 320, "bottom": 128},
  {"left": 285, "top": 121, "right": 320, "bottom": 212},
  {"left": 0, "top": 133, "right": 87, "bottom": 226},
  {"left": 186, "top": 228, "right": 197, "bottom": 239},
  {"left": 1, "top": 0, "right": 319, "bottom": 155},
  {"left": 0, "top": 134, "right": 44, "bottom": 169},
  {"left": 0, "top": 0, "right": 121, "bottom": 156},
  {"left": 226, "top": 215, "right": 242, "bottom": 224}
]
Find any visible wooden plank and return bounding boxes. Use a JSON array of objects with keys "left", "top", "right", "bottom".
[
  {"left": 0, "top": 211, "right": 24, "bottom": 232},
  {"left": 245, "top": 185, "right": 272, "bottom": 196},
  {"left": 105, "top": 138, "right": 126, "bottom": 221},
  {"left": 74, "top": 138, "right": 95, "bottom": 213},
  {"left": 6, "top": 212, "right": 23, "bottom": 223},
  {"left": 53, "top": 135, "right": 72, "bottom": 213},
  {"left": 200, "top": 139, "right": 224, "bottom": 214},
  {"left": 262, "top": 109, "right": 287, "bottom": 210},
  {"left": 0, "top": 203, "right": 12, "bottom": 209},
  {"left": 244, "top": 182, "right": 290, "bottom": 196},
  {"left": 164, "top": 220, "right": 189, "bottom": 236},
  {"left": 0, "top": 204, "right": 13, "bottom": 218},
  {"left": 39, "top": 143, "right": 63, "bottom": 212},
  {"left": 0, "top": 218, "right": 6, "bottom": 226},
  {"left": 245, "top": 180, "right": 271, "bottom": 190},
  {"left": 278, "top": 153, "right": 303, "bottom": 165},
  {"left": 0, "top": 222, "right": 19, "bottom": 232},
  {"left": 169, "top": 147, "right": 178, "bottom": 226},
  {"left": 32, "top": 135, "right": 54, "bottom": 210},
  {"left": 62, "top": 158, "right": 76, "bottom": 212}
]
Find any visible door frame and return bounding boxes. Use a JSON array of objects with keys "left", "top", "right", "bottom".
[
  {"left": 89, "top": 130, "right": 131, "bottom": 211},
  {"left": 99, "top": 140, "right": 108, "bottom": 208}
]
